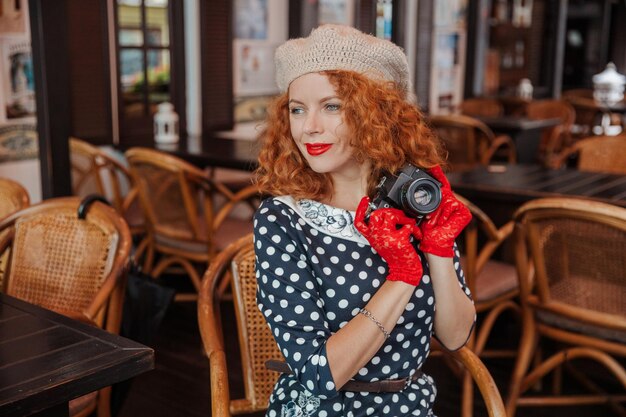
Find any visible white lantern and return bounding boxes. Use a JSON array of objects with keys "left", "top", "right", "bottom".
[
  {"left": 154, "top": 102, "right": 179, "bottom": 144},
  {"left": 592, "top": 62, "right": 626, "bottom": 106}
]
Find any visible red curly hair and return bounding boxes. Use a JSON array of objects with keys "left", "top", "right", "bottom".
[{"left": 255, "top": 70, "right": 446, "bottom": 200}]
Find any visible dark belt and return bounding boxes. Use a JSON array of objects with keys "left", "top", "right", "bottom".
[{"left": 265, "top": 359, "right": 422, "bottom": 393}]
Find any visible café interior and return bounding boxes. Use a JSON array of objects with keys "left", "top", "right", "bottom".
[{"left": 0, "top": 0, "right": 625, "bottom": 416}]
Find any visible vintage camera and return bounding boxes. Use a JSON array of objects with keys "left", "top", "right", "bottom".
[{"left": 367, "top": 164, "right": 442, "bottom": 223}]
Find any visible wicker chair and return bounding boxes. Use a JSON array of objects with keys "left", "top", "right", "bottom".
[
  {"left": 550, "top": 135, "right": 626, "bottom": 175},
  {"left": 428, "top": 114, "right": 516, "bottom": 171},
  {"left": 126, "top": 147, "right": 261, "bottom": 301},
  {"left": 0, "top": 178, "right": 30, "bottom": 290},
  {"left": 562, "top": 90, "right": 623, "bottom": 138},
  {"left": 525, "top": 99, "right": 576, "bottom": 165},
  {"left": 198, "top": 234, "right": 507, "bottom": 417},
  {"left": 0, "top": 178, "right": 30, "bottom": 220},
  {"left": 459, "top": 98, "right": 504, "bottom": 118},
  {"left": 506, "top": 197, "right": 626, "bottom": 417},
  {"left": 498, "top": 96, "right": 530, "bottom": 116},
  {"left": 0, "top": 196, "right": 132, "bottom": 417},
  {"left": 69, "top": 137, "right": 144, "bottom": 236},
  {"left": 448, "top": 194, "right": 519, "bottom": 417}
]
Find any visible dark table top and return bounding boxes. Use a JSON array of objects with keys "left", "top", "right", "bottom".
[
  {"left": 476, "top": 116, "right": 561, "bottom": 132},
  {"left": 154, "top": 136, "right": 260, "bottom": 171},
  {"left": 0, "top": 294, "right": 154, "bottom": 416},
  {"left": 448, "top": 164, "right": 626, "bottom": 208}
]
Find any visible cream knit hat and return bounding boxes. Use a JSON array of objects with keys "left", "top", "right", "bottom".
[{"left": 275, "top": 24, "right": 411, "bottom": 96}]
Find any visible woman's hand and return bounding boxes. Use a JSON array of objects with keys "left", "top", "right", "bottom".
[
  {"left": 354, "top": 196, "right": 423, "bottom": 286},
  {"left": 419, "top": 166, "right": 472, "bottom": 258}
]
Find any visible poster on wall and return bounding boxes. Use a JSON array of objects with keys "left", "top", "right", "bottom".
[
  {"left": 233, "top": 0, "right": 268, "bottom": 40},
  {"left": 318, "top": 0, "right": 354, "bottom": 26},
  {"left": 233, "top": 40, "right": 279, "bottom": 97},
  {"left": 2, "top": 39, "right": 36, "bottom": 120},
  {"left": 0, "top": 0, "right": 28, "bottom": 35}
]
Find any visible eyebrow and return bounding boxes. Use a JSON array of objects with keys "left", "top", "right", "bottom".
[{"left": 288, "top": 96, "right": 340, "bottom": 105}]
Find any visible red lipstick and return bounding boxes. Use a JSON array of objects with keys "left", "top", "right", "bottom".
[{"left": 305, "top": 143, "right": 332, "bottom": 156}]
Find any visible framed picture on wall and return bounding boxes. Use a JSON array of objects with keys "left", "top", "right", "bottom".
[
  {"left": 1, "top": 38, "right": 36, "bottom": 120},
  {"left": 318, "top": 0, "right": 354, "bottom": 26},
  {"left": 233, "top": 40, "right": 279, "bottom": 97},
  {"left": 234, "top": 0, "right": 268, "bottom": 40}
]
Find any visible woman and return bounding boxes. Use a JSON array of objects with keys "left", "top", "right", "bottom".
[{"left": 254, "top": 24, "right": 475, "bottom": 417}]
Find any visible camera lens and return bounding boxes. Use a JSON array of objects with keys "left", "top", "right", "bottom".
[
  {"left": 400, "top": 178, "right": 441, "bottom": 216},
  {"left": 413, "top": 188, "right": 432, "bottom": 206}
]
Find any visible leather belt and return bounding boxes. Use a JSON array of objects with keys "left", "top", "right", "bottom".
[{"left": 265, "top": 359, "right": 422, "bottom": 393}]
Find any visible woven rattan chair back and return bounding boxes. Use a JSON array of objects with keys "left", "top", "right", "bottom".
[
  {"left": 0, "top": 196, "right": 131, "bottom": 417},
  {"left": 459, "top": 98, "right": 504, "bottom": 117},
  {"left": 70, "top": 138, "right": 143, "bottom": 235},
  {"left": 199, "top": 233, "right": 284, "bottom": 416},
  {"left": 506, "top": 197, "right": 626, "bottom": 417},
  {"left": 429, "top": 114, "right": 516, "bottom": 171},
  {"left": 0, "top": 178, "right": 30, "bottom": 221},
  {"left": 126, "top": 147, "right": 260, "bottom": 301},
  {"left": 525, "top": 100, "right": 576, "bottom": 162},
  {"left": 0, "top": 178, "right": 30, "bottom": 291},
  {"left": 126, "top": 147, "right": 216, "bottom": 244},
  {"left": 553, "top": 135, "right": 626, "bottom": 174}
]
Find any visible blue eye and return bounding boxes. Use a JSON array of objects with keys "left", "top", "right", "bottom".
[
  {"left": 325, "top": 103, "right": 341, "bottom": 112},
  {"left": 289, "top": 107, "right": 304, "bottom": 115}
]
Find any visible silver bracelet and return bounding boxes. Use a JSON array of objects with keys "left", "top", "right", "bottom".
[{"left": 359, "top": 308, "right": 391, "bottom": 339}]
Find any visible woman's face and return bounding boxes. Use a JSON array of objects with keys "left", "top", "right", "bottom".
[{"left": 288, "top": 72, "right": 361, "bottom": 179}]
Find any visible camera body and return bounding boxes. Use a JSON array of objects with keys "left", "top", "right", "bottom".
[{"left": 367, "top": 164, "right": 442, "bottom": 222}]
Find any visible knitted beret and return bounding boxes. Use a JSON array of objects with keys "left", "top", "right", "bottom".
[{"left": 275, "top": 24, "right": 411, "bottom": 96}]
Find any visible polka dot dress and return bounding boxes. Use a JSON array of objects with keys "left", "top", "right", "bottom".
[{"left": 254, "top": 196, "right": 472, "bottom": 417}]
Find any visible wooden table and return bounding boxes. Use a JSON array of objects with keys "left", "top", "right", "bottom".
[
  {"left": 155, "top": 135, "right": 260, "bottom": 171},
  {"left": 477, "top": 116, "right": 561, "bottom": 164},
  {"left": 0, "top": 294, "right": 154, "bottom": 417},
  {"left": 448, "top": 163, "right": 626, "bottom": 226}
]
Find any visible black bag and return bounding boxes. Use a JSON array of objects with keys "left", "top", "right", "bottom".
[
  {"left": 120, "top": 263, "right": 176, "bottom": 346},
  {"left": 112, "top": 263, "right": 175, "bottom": 415}
]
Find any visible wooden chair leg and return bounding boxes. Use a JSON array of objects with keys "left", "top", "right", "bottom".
[{"left": 505, "top": 308, "right": 538, "bottom": 417}]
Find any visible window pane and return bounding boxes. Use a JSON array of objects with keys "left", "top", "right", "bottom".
[
  {"left": 146, "top": 1, "right": 169, "bottom": 47},
  {"left": 147, "top": 49, "right": 170, "bottom": 112},
  {"left": 118, "top": 1, "right": 143, "bottom": 46},
  {"left": 120, "top": 48, "right": 145, "bottom": 117}
]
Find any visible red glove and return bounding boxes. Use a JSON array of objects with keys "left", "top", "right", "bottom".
[
  {"left": 419, "top": 166, "right": 472, "bottom": 258},
  {"left": 354, "top": 196, "right": 424, "bottom": 286}
]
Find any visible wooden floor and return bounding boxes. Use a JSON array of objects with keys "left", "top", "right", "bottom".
[{"left": 116, "top": 300, "right": 621, "bottom": 417}]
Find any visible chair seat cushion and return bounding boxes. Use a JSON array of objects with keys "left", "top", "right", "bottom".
[{"left": 469, "top": 258, "right": 518, "bottom": 303}]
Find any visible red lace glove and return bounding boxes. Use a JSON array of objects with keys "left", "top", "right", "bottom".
[
  {"left": 354, "top": 196, "right": 424, "bottom": 286},
  {"left": 418, "top": 166, "right": 472, "bottom": 258}
]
